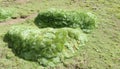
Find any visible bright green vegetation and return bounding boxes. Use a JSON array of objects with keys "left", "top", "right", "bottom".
[
  {"left": 0, "top": 0, "right": 120, "bottom": 69},
  {"left": 4, "top": 26, "right": 87, "bottom": 66},
  {"left": 0, "top": 8, "right": 13, "bottom": 21},
  {"left": 35, "top": 9, "right": 96, "bottom": 32},
  {"left": 4, "top": 8, "right": 94, "bottom": 66}
]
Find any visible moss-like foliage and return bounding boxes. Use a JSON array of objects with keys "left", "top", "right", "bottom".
[
  {"left": 4, "top": 26, "right": 87, "bottom": 66},
  {"left": 34, "top": 9, "right": 96, "bottom": 32},
  {"left": 4, "top": 9, "right": 97, "bottom": 66}
]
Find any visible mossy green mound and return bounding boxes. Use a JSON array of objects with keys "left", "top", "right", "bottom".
[
  {"left": 34, "top": 9, "right": 96, "bottom": 32},
  {"left": 4, "top": 26, "right": 87, "bottom": 66},
  {"left": 4, "top": 9, "right": 97, "bottom": 66}
]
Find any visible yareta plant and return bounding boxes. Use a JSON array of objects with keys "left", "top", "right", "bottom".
[
  {"left": 4, "top": 9, "right": 97, "bottom": 67},
  {"left": 4, "top": 26, "right": 87, "bottom": 66},
  {"left": 34, "top": 9, "right": 96, "bottom": 33}
]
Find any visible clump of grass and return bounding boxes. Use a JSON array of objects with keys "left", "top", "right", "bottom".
[
  {"left": 0, "top": 8, "right": 13, "bottom": 22},
  {"left": 4, "top": 26, "right": 87, "bottom": 66},
  {"left": 34, "top": 9, "right": 96, "bottom": 33}
]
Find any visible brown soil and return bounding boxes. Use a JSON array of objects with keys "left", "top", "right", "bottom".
[{"left": 0, "top": 13, "right": 38, "bottom": 25}]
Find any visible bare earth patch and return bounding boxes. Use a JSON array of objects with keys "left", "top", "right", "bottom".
[{"left": 0, "top": 13, "right": 37, "bottom": 25}]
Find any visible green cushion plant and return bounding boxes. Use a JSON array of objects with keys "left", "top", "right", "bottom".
[
  {"left": 4, "top": 26, "right": 87, "bottom": 66},
  {"left": 34, "top": 9, "right": 96, "bottom": 33},
  {"left": 4, "top": 9, "right": 96, "bottom": 66}
]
